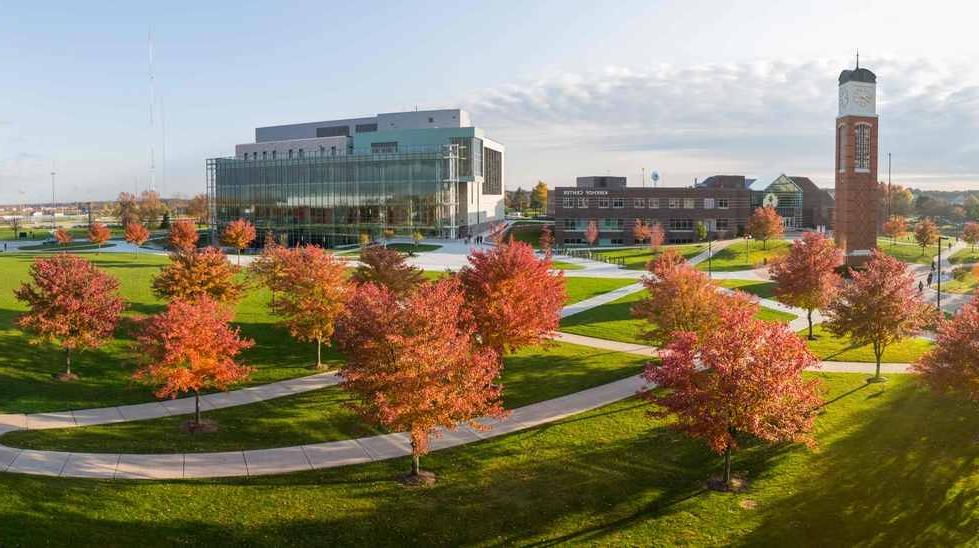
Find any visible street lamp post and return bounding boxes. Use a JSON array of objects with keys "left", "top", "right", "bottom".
[
  {"left": 937, "top": 235, "right": 948, "bottom": 313},
  {"left": 708, "top": 236, "right": 713, "bottom": 279}
]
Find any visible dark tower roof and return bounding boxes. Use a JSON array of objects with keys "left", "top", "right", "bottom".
[{"left": 839, "top": 55, "right": 876, "bottom": 85}]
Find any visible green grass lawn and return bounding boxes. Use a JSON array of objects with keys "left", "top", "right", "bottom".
[
  {"left": 696, "top": 240, "right": 790, "bottom": 272},
  {"left": 562, "top": 276, "right": 635, "bottom": 304},
  {"left": 877, "top": 238, "right": 940, "bottom": 265},
  {"left": 386, "top": 243, "right": 441, "bottom": 253},
  {"left": 2, "top": 341, "right": 645, "bottom": 453},
  {"left": 18, "top": 242, "right": 118, "bottom": 252},
  {"left": 941, "top": 267, "right": 978, "bottom": 294},
  {"left": 560, "top": 290, "right": 796, "bottom": 345},
  {"left": 550, "top": 260, "right": 584, "bottom": 270},
  {"left": 716, "top": 279, "right": 777, "bottom": 299},
  {"left": 949, "top": 247, "right": 979, "bottom": 265},
  {"left": 2, "top": 372, "right": 978, "bottom": 545},
  {"left": 802, "top": 324, "right": 933, "bottom": 363},
  {"left": 506, "top": 224, "right": 545, "bottom": 249},
  {"left": 594, "top": 244, "right": 706, "bottom": 270},
  {"left": 0, "top": 253, "right": 343, "bottom": 414}
]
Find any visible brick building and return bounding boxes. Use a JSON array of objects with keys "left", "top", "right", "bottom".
[{"left": 553, "top": 174, "right": 833, "bottom": 246}]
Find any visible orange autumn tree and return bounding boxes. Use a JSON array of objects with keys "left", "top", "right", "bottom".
[
  {"left": 913, "top": 295, "right": 979, "bottom": 403},
  {"left": 248, "top": 238, "right": 290, "bottom": 308},
  {"left": 168, "top": 218, "right": 200, "bottom": 253},
  {"left": 825, "top": 250, "right": 936, "bottom": 381},
  {"left": 124, "top": 222, "right": 151, "bottom": 257},
  {"left": 335, "top": 278, "right": 505, "bottom": 483},
  {"left": 152, "top": 247, "right": 245, "bottom": 305},
  {"left": 962, "top": 222, "right": 979, "bottom": 251},
  {"left": 914, "top": 218, "right": 940, "bottom": 256},
  {"left": 87, "top": 222, "right": 111, "bottom": 253},
  {"left": 632, "top": 249, "right": 754, "bottom": 343},
  {"left": 272, "top": 245, "right": 351, "bottom": 369},
  {"left": 769, "top": 231, "right": 843, "bottom": 339},
  {"left": 54, "top": 227, "right": 73, "bottom": 248},
  {"left": 746, "top": 206, "right": 784, "bottom": 249},
  {"left": 584, "top": 220, "right": 599, "bottom": 248},
  {"left": 134, "top": 296, "right": 253, "bottom": 430},
  {"left": 221, "top": 218, "right": 257, "bottom": 265},
  {"left": 642, "top": 302, "right": 822, "bottom": 489},
  {"left": 459, "top": 239, "right": 566, "bottom": 358},
  {"left": 14, "top": 254, "right": 125, "bottom": 380},
  {"left": 538, "top": 224, "right": 555, "bottom": 257},
  {"left": 883, "top": 215, "right": 908, "bottom": 246},
  {"left": 647, "top": 222, "right": 665, "bottom": 255},
  {"left": 351, "top": 245, "right": 425, "bottom": 298},
  {"left": 632, "top": 219, "right": 650, "bottom": 244}
]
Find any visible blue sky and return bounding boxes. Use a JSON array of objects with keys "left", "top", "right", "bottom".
[{"left": 2, "top": 0, "right": 979, "bottom": 203}]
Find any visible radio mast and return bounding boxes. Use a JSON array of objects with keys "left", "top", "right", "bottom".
[{"left": 148, "top": 28, "right": 157, "bottom": 193}]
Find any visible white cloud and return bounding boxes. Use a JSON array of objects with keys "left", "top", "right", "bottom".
[{"left": 465, "top": 57, "right": 979, "bottom": 190}]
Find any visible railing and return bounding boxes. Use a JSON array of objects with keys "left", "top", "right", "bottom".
[{"left": 557, "top": 247, "right": 628, "bottom": 267}]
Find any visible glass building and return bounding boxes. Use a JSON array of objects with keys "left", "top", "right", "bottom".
[{"left": 207, "top": 109, "right": 504, "bottom": 247}]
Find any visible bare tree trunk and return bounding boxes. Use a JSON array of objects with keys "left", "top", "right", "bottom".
[
  {"left": 724, "top": 446, "right": 732, "bottom": 487},
  {"left": 65, "top": 348, "right": 71, "bottom": 376},
  {"left": 316, "top": 338, "right": 322, "bottom": 368},
  {"left": 874, "top": 343, "right": 883, "bottom": 380},
  {"left": 807, "top": 309, "right": 814, "bottom": 340},
  {"left": 194, "top": 391, "right": 202, "bottom": 426}
]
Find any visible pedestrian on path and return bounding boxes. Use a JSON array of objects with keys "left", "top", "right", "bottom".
[
  {"left": 919, "top": 280, "right": 924, "bottom": 294},
  {"left": 927, "top": 272, "right": 934, "bottom": 286}
]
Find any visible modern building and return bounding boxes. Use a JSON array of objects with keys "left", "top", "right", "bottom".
[
  {"left": 834, "top": 59, "right": 879, "bottom": 266},
  {"left": 553, "top": 174, "right": 833, "bottom": 246},
  {"left": 207, "top": 109, "right": 504, "bottom": 246}
]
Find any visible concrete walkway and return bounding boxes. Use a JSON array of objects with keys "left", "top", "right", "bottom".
[{"left": 0, "top": 356, "right": 909, "bottom": 480}]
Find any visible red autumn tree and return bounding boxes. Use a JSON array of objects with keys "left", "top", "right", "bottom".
[
  {"left": 168, "top": 218, "right": 200, "bottom": 253},
  {"left": 54, "top": 227, "right": 73, "bottom": 248},
  {"left": 769, "top": 231, "right": 843, "bottom": 339},
  {"left": 642, "top": 303, "right": 822, "bottom": 489},
  {"left": 152, "top": 247, "right": 245, "bottom": 305},
  {"left": 913, "top": 295, "right": 979, "bottom": 403},
  {"left": 538, "top": 224, "right": 555, "bottom": 257},
  {"left": 335, "top": 278, "right": 505, "bottom": 482},
  {"left": 825, "top": 250, "right": 936, "bottom": 380},
  {"left": 134, "top": 296, "right": 253, "bottom": 430},
  {"left": 124, "top": 222, "right": 151, "bottom": 257},
  {"left": 221, "top": 218, "right": 257, "bottom": 265},
  {"left": 962, "top": 222, "right": 979, "bottom": 250},
  {"left": 632, "top": 249, "right": 755, "bottom": 343},
  {"left": 914, "top": 218, "right": 940, "bottom": 256},
  {"left": 351, "top": 245, "right": 425, "bottom": 298},
  {"left": 459, "top": 239, "right": 566, "bottom": 358},
  {"left": 883, "top": 215, "right": 908, "bottom": 246},
  {"left": 632, "top": 219, "right": 650, "bottom": 244},
  {"left": 647, "top": 222, "right": 665, "bottom": 254},
  {"left": 87, "top": 222, "right": 111, "bottom": 253},
  {"left": 14, "top": 254, "right": 125, "bottom": 380},
  {"left": 272, "top": 245, "right": 351, "bottom": 368},
  {"left": 584, "top": 220, "right": 599, "bottom": 248},
  {"left": 746, "top": 206, "right": 784, "bottom": 249}
]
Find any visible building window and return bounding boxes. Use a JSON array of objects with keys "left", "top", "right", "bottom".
[
  {"left": 648, "top": 198, "right": 659, "bottom": 209},
  {"left": 562, "top": 197, "right": 573, "bottom": 209},
  {"left": 668, "top": 198, "right": 680, "bottom": 209},
  {"left": 428, "top": 117, "right": 434, "bottom": 123},
  {"left": 669, "top": 218, "right": 694, "bottom": 231},
  {"left": 298, "top": 149, "right": 304, "bottom": 158},
  {"left": 371, "top": 142, "right": 398, "bottom": 154},
  {"left": 271, "top": 150, "right": 276, "bottom": 159},
  {"left": 837, "top": 125, "right": 845, "bottom": 173},
  {"left": 704, "top": 198, "right": 715, "bottom": 209},
  {"left": 355, "top": 123, "right": 377, "bottom": 133},
  {"left": 602, "top": 218, "right": 624, "bottom": 230},
  {"left": 634, "top": 198, "right": 645, "bottom": 208},
  {"left": 612, "top": 198, "right": 625, "bottom": 209},
  {"left": 855, "top": 124, "right": 871, "bottom": 170},
  {"left": 563, "top": 219, "right": 576, "bottom": 230},
  {"left": 716, "top": 218, "right": 730, "bottom": 230},
  {"left": 262, "top": 151, "right": 267, "bottom": 159},
  {"left": 717, "top": 198, "right": 729, "bottom": 209},
  {"left": 597, "top": 197, "right": 609, "bottom": 208},
  {"left": 319, "top": 146, "right": 325, "bottom": 156},
  {"left": 316, "top": 125, "right": 350, "bottom": 137},
  {"left": 331, "top": 146, "right": 337, "bottom": 156},
  {"left": 577, "top": 198, "right": 588, "bottom": 208},
  {"left": 683, "top": 198, "right": 695, "bottom": 209}
]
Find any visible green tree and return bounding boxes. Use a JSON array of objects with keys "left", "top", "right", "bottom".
[
  {"left": 694, "top": 221, "right": 708, "bottom": 242},
  {"left": 531, "top": 181, "right": 548, "bottom": 211}
]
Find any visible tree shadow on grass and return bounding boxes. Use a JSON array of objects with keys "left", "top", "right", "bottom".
[{"left": 738, "top": 379, "right": 979, "bottom": 546}]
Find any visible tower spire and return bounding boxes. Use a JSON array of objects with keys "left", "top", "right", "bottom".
[{"left": 856, "top": 49, "right": 860, "bottom": 69}]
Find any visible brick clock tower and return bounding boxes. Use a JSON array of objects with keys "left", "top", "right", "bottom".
[{"left": 834, "top": 59, "right": 879, "bottom": 266}]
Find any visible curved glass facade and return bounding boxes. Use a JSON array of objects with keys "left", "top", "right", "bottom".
[{"left": 207, "top": 146, "right": 460, "bottom": 247}]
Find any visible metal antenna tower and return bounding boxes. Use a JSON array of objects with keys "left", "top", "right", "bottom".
[{"left": 148, "top": 28, "right": 157, "bottom": 193}]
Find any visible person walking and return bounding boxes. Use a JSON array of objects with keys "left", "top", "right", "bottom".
[
  {"left": 918, "top": 280, "right": 924, "bottom": 294},
  {"left": 927, "top": 272, "right": 934, "bottom": 286}
]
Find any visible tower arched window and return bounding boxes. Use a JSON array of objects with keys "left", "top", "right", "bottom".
[{"left": 855, "top": 124, "right": 870, "bottom": 170}]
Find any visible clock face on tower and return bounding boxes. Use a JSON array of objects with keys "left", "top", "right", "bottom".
[
  {"left": 839, "top": 82, "right": 875, "bottom": 117},
  {"left": 839, "top": 88, "right": 849, "bottom": 111}
]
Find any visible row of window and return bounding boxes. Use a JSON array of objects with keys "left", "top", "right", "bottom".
[
  {"left": 560, "top": 197, "right": 730, "bottom": 210},
  {"left": 561, "top": 218, "right": 732, "bottom": 232},
  {"left": 243, "top": 146, "right": 341, "bottom": 161}
]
